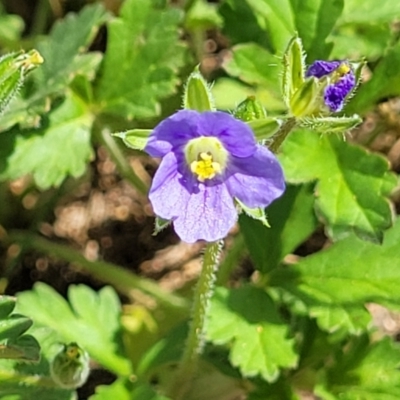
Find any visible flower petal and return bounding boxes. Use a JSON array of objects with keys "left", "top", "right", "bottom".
[
  {"left": 145, "top": 110, "right": 200, "bottom": 157},
  {"left": 306, "top": 60, "right": 340, "bottom": 78},
  {"left": 225, "top": 146, "right": 285, "bottom": 208},
  {"left": 149, "top": 152, "right": 192, "bottom": 220},
  {"left": 197, "top": 111, "right": 257, "bottom": 157},
  {"left": 324, "top": 72, "right": 356, "bottom": 112},
  {"left": 173, "top": 183, "right": 237, "bottom": 243}
]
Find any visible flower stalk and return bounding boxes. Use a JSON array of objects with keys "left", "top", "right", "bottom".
[
  {"left": 268, "top": 117, "right": 297, "bottom": 154},
  {"left": 168, "top": 240, "right": 222, "bottom": 400}
]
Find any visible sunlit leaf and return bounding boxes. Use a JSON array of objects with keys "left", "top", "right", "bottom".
[
  {"left": 17, "top": 283, "right": 131, "bottom": 376},
  {"left": 207, "top": 286, "right": 297, "bottom": 382},
  {"left": 271, "top": 218, "right": 400, "bottom": 334},
  {"left": 95, "top": 0, "right": 186, "bottom": 119},
  {"left": 279, "top": 129, "right": 396, "bottom": 242}
]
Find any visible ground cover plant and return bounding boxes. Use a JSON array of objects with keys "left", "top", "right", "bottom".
[{"left": 1, "top": 0, "right": 400, "bottom": 399}]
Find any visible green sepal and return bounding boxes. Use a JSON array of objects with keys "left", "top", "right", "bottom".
[
  {"left": 113, "top": 129, "right": 152, "bottom": 151},
  {"left": 185, "top": 0, "right": 223, "bottom": 30},
  {"left": 233, "top": 96, "right": 267, "bottom": 122},
  {"left": 0, "top": 49, "right": 43, "bottom": 115},
  {"left": 299, "top": 115, "right": 362, "bottom": 134},
  {"left": 50, "top": 342, "right": 90, "bottom": 389},
  {"left": 0, "top": 334, "right": 40, "bottom": 362},
  {"left": 289, "top": 77, "right": 319, "bottom": 117},
  {"left": 183, "top": 67, "right": 215, "bottom": 111},
  {"left": 153, "top": 216, "right": 171, "bottom": 235},
  {"left": 282, "top": 35, "right": 306, "bottom": 107},
  {"left": 0, "top": 314, "right": 32, "bottom": 342},
  {"left": 347, "top": 60, "right": 366, "bottom": 100},
  {"left": 236, "top": 199, "right": 270, "bottom": 228},
  {"left": 247, "top": 118, "right": 282, "bottom": 141},
  {"left": 0, "top": 296, "right": 16, "bottom": 319}
]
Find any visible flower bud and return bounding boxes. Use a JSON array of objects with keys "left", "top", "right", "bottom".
[
  {"left": 50, "top": 342, "right": 90, "bottom": 389},
  {"left": 0, "top": 50, "right": 43, "bottom": 115},
  {"left": 233, "top": 96, "right": 267, "bottom": 122}
]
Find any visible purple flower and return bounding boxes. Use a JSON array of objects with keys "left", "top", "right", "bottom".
[
  {"left": 145, "top": 110, "right": 285, "bottom": 243},
  {"left": 306, "top": 60, "right": 356, "bottom": 112}
]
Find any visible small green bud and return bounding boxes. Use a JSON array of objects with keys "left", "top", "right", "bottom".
[
  {"left": 113, "top": 129, "right": 152, "bottom": 151},
  {"left": 282, "top": 35, "right": 306, "bottom": 107},
  {"left": 183, "top": 67, "right": 215, "bottom": 111},
  {"left": 50, "top": 342, "right": 90, "bottom": 389},
  {"left": 233, "top": 96, "right": 267, "bottom": 122},
  {"left": 0, "top": 50, "right": 43, "bottom": 115}
]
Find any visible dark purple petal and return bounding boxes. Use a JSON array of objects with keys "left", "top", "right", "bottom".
[
  {"left": 324, "top": 72, "right": 356, "bottom": 112},
  {"left": 172, "top": 183, "right": 237, "bottom": 243},
  {"left": 148, "top": 152, "right": 192, "bottom": 220},
  {"left": 225, "top": 146, "right": 285, "bottom": 208},
  {"left": 145, "top": 110, "right": 200, "bottom": 157},
  {"left": 306, "top": 60, "right": 340, "bottom": 78},
  {"left": 197, "top": 111, "right": 257, "bottom": 157}
]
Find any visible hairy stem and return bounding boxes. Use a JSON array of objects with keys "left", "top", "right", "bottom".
[
  {"left": 269, "top": 117, "right": 297, "bottom": 153},
  {"left": 168, "top": 241, "right": 222, "bottom": 399}
]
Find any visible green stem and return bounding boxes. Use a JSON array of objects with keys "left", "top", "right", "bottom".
[
  {"left": 8, "top": 231, "right": 188, "bottom": 312},
  {"left": 269, "top": 117, "right": 297, "bottom": 153},
  {"left": 168, "top": 241, "right": 222, "bottom": 399},
  {"left": 97, "top": 127, "right": 148, "bottom": 196}
]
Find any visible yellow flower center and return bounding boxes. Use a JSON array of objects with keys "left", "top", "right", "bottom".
[
  {"left": 184, "top": 137, "right": 228, "bottom": 182},
  {"left": 332, "top": 63, "right": 351, "bottom": 82}
]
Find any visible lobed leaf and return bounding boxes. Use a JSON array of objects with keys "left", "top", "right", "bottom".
[
  {"left": 0, "top": 92, "right": 93, "bottom": 189},
  {"left": 290, "top": 0, "right": 344, "bottom": 60},
  {"left": 95, "top": 0, "right": 186, "bottom": 119},
  {"left": 17, "top": 283, "right": 131, "bottom": 376},
  {"left": 316, "top": 336, "right": 400, "bottom": 399},
  {"left": 271, "top": 218, "right": 400, "bottom": 334},
  {"left": 279, "top": 129, "right": 396, "bottom": 242},
  {"left": 207, "top": 286, "right": 298, "bottom": 382},
  {"left": 34, "top": 3, "right": 108, "bottom": 90}
]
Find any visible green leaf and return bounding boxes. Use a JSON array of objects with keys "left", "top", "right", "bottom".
[
  {"left": 34, "top": 3, "right": 108, "bottom": 90},
  {"left": 317, "top": 336, "right": 400, "bottom": 399},
  {"left": 207, "top": 286, "right": 298, "bottom": 382},
  {"left": 279, "top": 130, "right": 396, "bottom": 242},
  {"left": 219, "top": 0, "right": 270, "bottom": 48},
  {"left": 347, "top": 41, "right": 400, "bottom": 114},
  {"left": 330, "top": 24, "right": 392, "bottom": 61},
  {"left": 271, "top": 218, "right": 400, "bottom": 334},
  {"left": 0, "top": 335, "right": 40, "bottom": 362},
  {"left": 95, "top": 0, "right": 185, "bottom": 119},
  {"left": 0, "top": 91, "right": 93, "bottom": 189},
  {"left": 223, "top": 43, "right": 280, "bottom": 89},
  {"left": 17, "top": 283, "right": 131, "bottom": 376},
  {"left": 0, "top": 297, "right": 16, "bottom": 319},
  {"left": 244, "top": 0, "right": 295, "bottom": 53},
  {"left": 290, "top": 0, "right": 344, "bottom": 60},
  {"left": 339, "top": 0, "right": 400, "bottom": 24},
  {"left": 114, "top": 129, "right": 152, "bottom": 151},
  {"left": 240, "top": 183, "right": 317, "bottom": 273}
]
